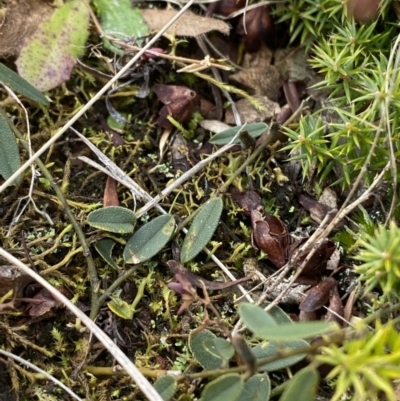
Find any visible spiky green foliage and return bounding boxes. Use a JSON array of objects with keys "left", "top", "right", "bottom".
[
  {"left": 355, "top": 222, "right": 400, "bottom": 297},
  {"left": 275, "top": 0, "right": 400, "bottom": 189},
  {"left": 317, "top": 321, "right": 400, "bottom": 401}
]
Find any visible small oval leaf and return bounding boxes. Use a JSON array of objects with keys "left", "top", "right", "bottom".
[
  {"left": 209, "top": 123, "right": 268, "bottom": 145},
  {"left": 252, "top": 339, "right": 308, "bottom": 372},
  {"left": 200, "top": 374, "right": 243, "bottom": 401},
  {"left": 94, "top": 239, "right": 119, "bottom": 270},
  {"left": 203, "top": 337, "right": 235, "bottom": 360},
  {"left": 237, "top": 374, "right": 271, "bottom": 401},
  {"left": 263, "top": 303, "right": 293, "bottom": 324},
  {"left": 153, "top": 375, "right": 177, "bottom": 401},
  {"left": 238, "top": 303, "right": 278, "bottom": 334},
  {"left": 123, "top": 215, "right": 175, "bottom": 264},
  {"left": 0, "top": 113, "right": 21, "bottom": 184},
  {"left": 181, "top": 198, "right": 223, "bottom": 263},
  {"left": 87, "top": 206, "right": 136, "bottom": 233},
  {"left": 189, "top": 330, "right": 225, "bottom": 370},
  {"left": 279, "top": 368, "right": 319, "bottom": 401},
  {"left": 251, "top": 321, "right": 335, "bottom": 341},
  {"left": 0, "top": 62, "right": 49, "bottom": 104}
]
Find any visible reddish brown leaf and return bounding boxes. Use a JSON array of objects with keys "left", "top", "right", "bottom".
[
  {"left": 253, "top": 220, "right": 286, "bottom": 268},
  {"left": 298, "top": 194, "right": 333, "bottom": 224},
  {"left": 154, "top": 84, "right": 197, "bottom": 129},
  {"left": 283, "top": 80, "right": 300, "bottom": 113},
  {"left": 325, "top": 285, "right": 344, "bottom": 325},
  {"left": 103, "top": 176, "right": 119, "bottom": 207},
  {"left": 207, "top": 0, "right": 246, "bottom": 16},
  {"left": 26, "top": 289, "right": 64, "bottom": 317},
  {"left": 299, "top": 309, "right": 316, "bottom": 322},
  {"left": 347, "top": 0, "right": 381, "bottom": 22},
  {"left": 167, "top": 260, "right": 252, "bottom": 291},
  {"left": 293, "top": 238, "right": 336, "bottom": 277},
  {"left": 264, "top": 214, "right": 289, "bottom": 250},
  {"left": 299, "top": 277, "right": 336, "bottom": 312},
  {"left": 343, "top": 287, "right": 358, "bottom": 324},
  {"left": 230, "top": 189, "right": 263, "bottom": 217},
  {"left": 236, "top": 6, "right": 273, "bottom": 52}
]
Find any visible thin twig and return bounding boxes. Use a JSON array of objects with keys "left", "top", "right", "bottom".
[{"left": 0, "top": 0, "right": 198, "bottom": 195}]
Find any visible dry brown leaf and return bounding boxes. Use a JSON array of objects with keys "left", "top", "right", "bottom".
[
  {"left": 141, "top": 9, "right": 230, "bottom": 37},
  {"left": 103, "top": 176, "right": 119, "bottom": 207},
  {"left": 0, "top": 0, "right": 54, "bottom": 57},
  {"left": 224, "top": 95, "right": 280, "bottom": 124}
]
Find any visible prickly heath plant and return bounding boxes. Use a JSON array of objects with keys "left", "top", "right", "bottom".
[
  {"left": 355, "top": 221, "right": 400, "bottom": 298},
  {"left": 316, "top": 320, "right": 400, "bottom": 401},
  {"left": 278, "top": 1, "right": 400, "bottom": 189}
]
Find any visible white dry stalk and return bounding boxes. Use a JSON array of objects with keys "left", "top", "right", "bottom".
[
  {"left": 383, "top": 32, "right": 400, "bottom": 223},
  {"left": 0, "top": 247, "right": 163, "bottom": 401},
  {"left": 0, "top": 0, "right": 197, "bottom": 195},
  {"left": 259, "top": 34, "right": 400, "bottom": 316},
  {"left": 0, "top": 1, "right": 201, "bottom": 400},
  {"left": 0, "top": 348, "right": 82, "bottom": 401},
  {"left": 74, "top": 128, "right": 254, "bottom": 302},
  {"left": 263, "top": 162, "right": 390, "bottom": 314}
]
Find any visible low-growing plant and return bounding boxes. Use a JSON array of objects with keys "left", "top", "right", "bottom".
[{"left": 355, "top": 221, "right": 400, "bottom": 298}]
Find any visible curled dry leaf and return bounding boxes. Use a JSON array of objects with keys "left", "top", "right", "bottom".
[
  {"left": 141, "top": 9, "right": 230, "bottom": 37},
  {"left": 251, "top": 211, "right": 288, "bottom": 268},
  {"left": 154, "top": 84, "right": 197, "bottom": 129},
  {"left": 291, "top": 238, "right": 336, "bottom": 278},
  {"left": 230, "top": 188, "right": 263, "bottom": 217},
  {"left": 299, "top": 277, "right": 336, "bottom": 313},
  {"left": 325, "top": 285, "right": 344, "bottom": 325},
  {"left": 236, "top": 6, "right": 274, "bottom": 53},
  {"left": 26, "top": 288, "right": 65, "bottom": 318},
  {"left": 298, "top": 193, "right": 334, "bottom": 225}
]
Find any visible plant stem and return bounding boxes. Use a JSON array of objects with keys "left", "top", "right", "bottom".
[{"left": 0, "top": 108, "right": 100, "bottom": 319}]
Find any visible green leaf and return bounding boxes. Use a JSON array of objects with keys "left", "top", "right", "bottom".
[
  {"left": 251, "top": 321, "right": 334, "bottom": 341},
  {"left": 87, "top": 206, "right": 136, "bottom": 234},
  {"left": 239, "top": 303, "right": 334, "bottom": 340},
  {"left": 237, "top": 374, "right": 271, "bottom": 401},
  {"left": 123, "top": 215, "right": 175, "bottom": 264},
  {"left": 153, "top": 375, "right": 177, "bottom": 401},
  {"left": 16, "top": 0, "right": 90, "bottom": 91},
  {"left": 94, "top": 239, "right": 119, "bottom": 270},
  {"left": 93, "top": 0, "right": 149, "bottom": 55},
  {"left": 203, "top": 337, "right": 235, "bottom": 360},
  {"left": 238, "top": 303, "right": 278, "bottom": 333},
  {"left": 262, "top": 303, "right": 292, "bottom": 324},
  {"left": 279, "top": 368, "right": 319, "bottom": 401},
  {"left": 107, "top": 298, "right": 133, "bottom": 320},
  {"left": 0, "top": 63, "right": 49, "bottom": 104},
  {"left": 181, "top": 198, "right": 223, "bottom": 263},
  {"left": 200, "top": 374, "right": 243, "bottom": 401},
  {"left": 252, "top": 339, "right": 308, "bottom": 372},
  {"left": 209, "top": 123, "right": 268, "bottom": 145},
  {"left": 0, "top": 113, "right": 21, "bottom": 184},
  {"left": 189, "top": 330, "right": 225, "bottom": 370}
]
